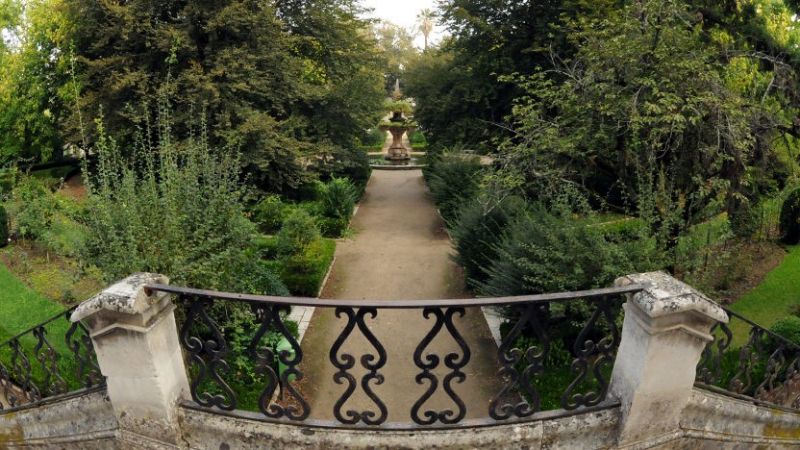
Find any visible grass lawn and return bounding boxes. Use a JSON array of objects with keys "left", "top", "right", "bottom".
[
  {"left": 0, "top": 262, "right": 92, "bottom": 395},
  {"left": 728, "top": 245, "right": 800, "bottom": 345},
  {"left": 0, "top": 262, "right": 65, "bottom": 343}
]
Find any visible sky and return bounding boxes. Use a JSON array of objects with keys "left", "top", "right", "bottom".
[{"left": 361, "top": 0, "right": 445, "bottom": 48}]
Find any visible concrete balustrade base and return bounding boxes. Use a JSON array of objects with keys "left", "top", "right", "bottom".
[{"left": 3, "top": 271, "right": 799, "bottom": 449}]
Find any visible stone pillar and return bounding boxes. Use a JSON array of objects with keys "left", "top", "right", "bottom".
[
  {"left": 70, "top": 273, "right": 189, "bottom": 448},
  {"left": 610, "top": 271, "right": 729, "bottom": 448}
]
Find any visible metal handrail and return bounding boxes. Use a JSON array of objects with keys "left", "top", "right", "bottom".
[
  {"left": 0, "top": 305, "right": 102, "bottom": 413},
  {"left": 696, "top": 305, "right": 800, "bottom": 411},
  {"left": 0, "top": 305, "right": 79, "bottom": 349},
  {"left": 145, "top": 283, "right": 648, "bottom": 308},
  {"left": 722, "top": 306, "right": 800, "bottom": 350}
]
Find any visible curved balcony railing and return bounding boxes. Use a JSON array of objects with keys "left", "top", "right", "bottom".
[
  {"left": 0, "top": 306, "right": 103, "bottom": 412},
  {"left": 696, "top": 307, "right": 800, "bottom": 411},
  {"left": 145, "top": 283, "right": 647, "bottom": 429}
]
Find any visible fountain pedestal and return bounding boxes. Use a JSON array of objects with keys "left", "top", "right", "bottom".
[{"left": 383, "top": 125, "right": 415, "bottom": 161}]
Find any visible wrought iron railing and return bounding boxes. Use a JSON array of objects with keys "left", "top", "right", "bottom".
[
  {"left": 146, "top": 283, "right": 646, "bottom": 428},
  {"left": 696, "top": 307, "right": 800, "bottom": 410},
  {"left": 0, "top": 306, "right": 103, "bottom": 412}
]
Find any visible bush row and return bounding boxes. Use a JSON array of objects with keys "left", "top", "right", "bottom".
[
  {"left": 425, "top": 153, "right": 660, "bottom": 297},
  {"left": 252, "top": 177, "right": 358, "bottom": 239}
]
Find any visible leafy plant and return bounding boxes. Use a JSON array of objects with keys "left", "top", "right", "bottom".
[
  {"left": 770, "top": 316, "right": 800, "bottom": 347},
  {"left": 82, "top": 111, "right": 286, "bottom": 295},
  {"left": 730, "top": 203, "right": 760, "bottom": 239},
  {"left": 451, "top": 194, "right": 526, "bottom": 286},
  {"left": 252, "top": 195, "right": 286, "bottom": 234},
  {"left": 276, "top": 209, "right": 321, "bottom": 257},
  {"left": 424, "top": 153, "right": 483, "bottom": 223},
  {"left": 779, "top": 188, "right": 800, "bottom": 245},
  {"left": 317, "top": 177, "right": 358, "bottom": 221},
  {"left": 476, "top": 204, "right": 642, "bottom": 297},
  {"left": 279, "top": 239, "right": 336, "bottom": 297},
  {"left": 307, "top": 145, "right": 372, "bottom": 199},
  {"left": 383, "top": 99, "right": 414, "bottom": 115},
  {"left": 6, "top": 176, "right": 58, "bottom": 240}
]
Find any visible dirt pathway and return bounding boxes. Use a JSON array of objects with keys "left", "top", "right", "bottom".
[{"left": 299, "top": 170, "right": 501, "bottom": 424}]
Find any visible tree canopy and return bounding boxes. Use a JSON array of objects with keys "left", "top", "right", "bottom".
[{"left": 60, "top": 0, "right": 385, "bottom": 193}]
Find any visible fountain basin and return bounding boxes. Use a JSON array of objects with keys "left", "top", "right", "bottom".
[{"left": 369, "top": 155, "right": 427, "bottom": 170}]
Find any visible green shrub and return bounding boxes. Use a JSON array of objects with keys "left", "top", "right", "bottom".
[
  {"left": 425, "top": 154, "right": 483, "bottom": 223},
  {"left": 779, "top": 188, "right": 800, "bottom": 245},
  {"left": 361, "top": 128, "right": 387, "bottom": 150},
  {"left": 279, "top": 239, "right": 336, "bottom": 296},
  {"left": 6, "top": 176, "right": 59, "bottom": 240},
  {"left": 769, "top": 316, "right": 800, "bottom": 347},
  {"left": 318, "top": 177, "right": 357, "bottom": 221},
  {"left": 451, "top": 195, "right": 526, "bottom": 286},
  {"left": 308, "top": 146, "right": 372, "bottom": 199},
  {"left": 409, "top": 130, "right": 428, "bottom": 150},
  {"left": 0, "top": 205, "right": 7, "bottom": 247},
  {"left": 318, "top": 217, "right": 349, "bottom": 238},
  {"left": 477, "top": 205, "right": 636, "bottom": 297},
  {"left": 82, "top": 115, "right": 287, "bottom": 295},
  {"left": 730, "top": 203, "right": 760, "bottom": 238},
  {"left": 276, "top": 209, "right": 321, "bottom": 256},
  {"left": 0, "top": 168, "right": 17, "bottom": 197},
  {"left": 252, "top": 234, "right": 280, "bottom": 260},
  {"left": 595, "top": 217, "right": 648, "bottom": 242},
  {"left": 252, "top": 195, "right": 286, "bottom": 234},
  {"left": 39, "top": 214, "right": 87, "bottom": 257}
]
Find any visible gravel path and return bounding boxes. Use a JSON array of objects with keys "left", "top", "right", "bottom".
[{"left": 298, "top": 170, "right": 501, "bottom": 424}]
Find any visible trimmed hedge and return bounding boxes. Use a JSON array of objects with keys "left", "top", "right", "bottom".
[{"left": 279, "top": 239, "right": 336, "bottom": 297}]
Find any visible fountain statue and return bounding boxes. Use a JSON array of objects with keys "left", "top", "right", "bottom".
[{"left": 379, "top": 81, "right": 416, "bottom": 161}]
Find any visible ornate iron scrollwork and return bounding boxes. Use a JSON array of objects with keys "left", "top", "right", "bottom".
[
  {"left": 728, "top": 327, "right": 767, "bottom": 395},
  {"left": 489, "top": 303, "right": 550, "bottom": 420},
  {"left": 561, "top": 297, "right": 620, "bottom": 410},
  {"left": 696, "top": 321, "right": 733, "bottom": 385},
  {"left": 179, "top": 295, "right": 237, "bottom": 411},
  {"left": 9, "top": 338, "right": 40, "bottom": 405},
  {"left": 249, "top": 304, "right": 309, "bottom": 421},
  {"left": 411, "top": 307, "right": 471, "bottom": 425},
  {"left": 330, "top": 307, "right": 387, "bottom": 425},
  {"left": 0, "top": 359, "right": 14, "bottom": 409},
  {"left": 65, "top": 315, "right": 103, "bottom": 389},
  {"left": 32, "top": 326, "right": 67, "bottom": 398}
]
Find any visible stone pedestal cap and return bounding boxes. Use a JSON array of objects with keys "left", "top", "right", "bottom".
[
  {"left": 70, "top": 273, "right": 169, "bottom": 323},
  {"left": 615, "top": 271, "right": 729, "bottom": 324}
]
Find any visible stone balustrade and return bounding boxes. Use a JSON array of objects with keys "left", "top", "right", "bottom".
[{"left": 0, "top": 271, "right": 798, "bottom": 449}]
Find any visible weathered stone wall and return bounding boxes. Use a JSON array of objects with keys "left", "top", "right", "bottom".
[
  {"left": 671, "top": 388, "right": 800, "bottom": 449},
  {"left": 0, "top": 389, "right": 118, "bottom": 449},
  {"left": 177, "top": 404, "right": 621, "bottom": 450},
  {"left": 2, "top": 386, "right": 799, "bottom": 449}
]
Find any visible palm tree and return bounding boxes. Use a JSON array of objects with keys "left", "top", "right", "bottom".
[{"left": 416, "top": 8, "right": 436, "bottom": 50}]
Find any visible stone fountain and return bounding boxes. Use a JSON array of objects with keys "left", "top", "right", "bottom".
[{"left": 379, "top": 81, "right": 416, "bottom": 161}]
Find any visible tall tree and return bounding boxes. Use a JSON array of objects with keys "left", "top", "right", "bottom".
[
  {"left": 0, "top": 0, "right": 73, "bottom": 166},
  {"left": 497, "top": 0, "right": 795, "bottom": 246},
  {"left": 405, "top": 0, "right": 615, "bottom": 150},
  {"left": 374, "top": 21, "right": 416, "bottom": 95},
  {"left": 67, "top": 0, "right": 384, "bottom": 194},
  {"left": 416, "top": 8, "right": 436, "bottom": 50}
]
